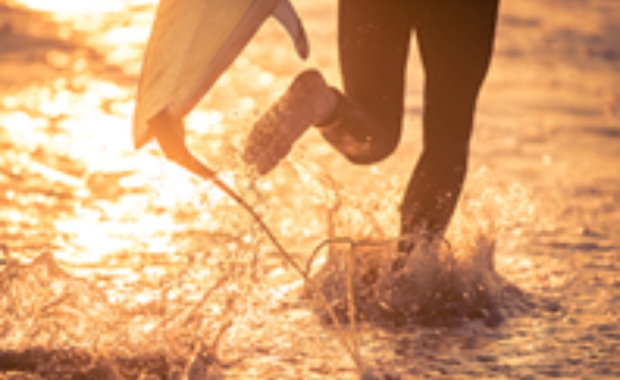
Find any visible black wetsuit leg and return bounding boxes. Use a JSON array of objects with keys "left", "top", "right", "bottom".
[
  {"left": 323, "top": 0, "right": 499, "bottom": 239},
  {"left": 401, "top": 0, "right": 500, "bottom": 237},
  {"left": 318, "top": 0, "right": 414, "bottom": 164}
]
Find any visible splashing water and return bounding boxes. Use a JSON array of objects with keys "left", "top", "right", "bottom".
[
  {"left": 1, "top": 0, "right": 619, "bottom": 378},
  {"left": 304, "top": 169, "right": 547, "bottom": 331},
  {"left": 0, "top": 157, "right": 544, "bottom": 379}
]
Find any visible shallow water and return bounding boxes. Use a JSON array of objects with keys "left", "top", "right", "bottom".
[{"left": 0, "top": 0, "right": 619, "bottom": 378}]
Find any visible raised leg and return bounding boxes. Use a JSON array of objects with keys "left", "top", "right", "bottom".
[{"left": 318, "top": 0, "right": 414, "bottom": 165}]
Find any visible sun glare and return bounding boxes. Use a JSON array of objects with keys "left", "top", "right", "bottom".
[{"left": 7, "top": 0, "right": 154, "bottom": 14}]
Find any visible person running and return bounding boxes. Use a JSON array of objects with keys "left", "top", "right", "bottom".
[{"left": 243, "top": 0, "right": 500, "bottom": 248}]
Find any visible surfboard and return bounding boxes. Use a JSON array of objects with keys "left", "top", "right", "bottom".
[{"left": 133, "top": 0, "right": 309, "bottom": 149}]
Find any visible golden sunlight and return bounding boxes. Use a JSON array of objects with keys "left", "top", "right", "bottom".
[
  {"left": 0, "top": 0, "right": 618, "bottom": 377},
  {"left": 7, "top": 0, "right": 153, "bottom": 14}
]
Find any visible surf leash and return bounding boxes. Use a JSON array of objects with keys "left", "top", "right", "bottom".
[{"left": 148, "top": 111, "right": 363, "bottom": 373}]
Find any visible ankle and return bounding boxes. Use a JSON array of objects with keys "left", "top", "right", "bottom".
[
  {"left": 289, "top": 69, "right": 339, "bottom": 126},
  {"left": 398, "top": 228, "right": 440, "bottom": 254},
  {"left": 315, "top": 87, "right": 342, "bottom": 127}
]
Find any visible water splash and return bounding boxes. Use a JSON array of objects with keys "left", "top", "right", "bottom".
[
  {"left": 303, "top": 167, "right": 555, "bottom": 332},
  {"left": 0, "top": 241, "right": 264, "bottom": 377}
]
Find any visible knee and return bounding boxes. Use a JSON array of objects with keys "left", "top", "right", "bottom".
[
  {"left": 320, "top": 115, "right": 402, "bottom": 165},
  {"left": 345, "top": 130, "right": 400, "bottom": 165}
]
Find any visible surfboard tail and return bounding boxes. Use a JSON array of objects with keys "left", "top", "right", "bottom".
[{"left": 273, "top": 0, "right": 309, "bottom": 59}]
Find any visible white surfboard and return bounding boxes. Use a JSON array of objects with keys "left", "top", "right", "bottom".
[{"left": 133, "top": 0, "right": 309, "bottom": 149}]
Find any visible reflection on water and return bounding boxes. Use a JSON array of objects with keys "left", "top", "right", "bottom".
[{"left": 1, "top": 0, "right": 619, "bottom": 378}]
